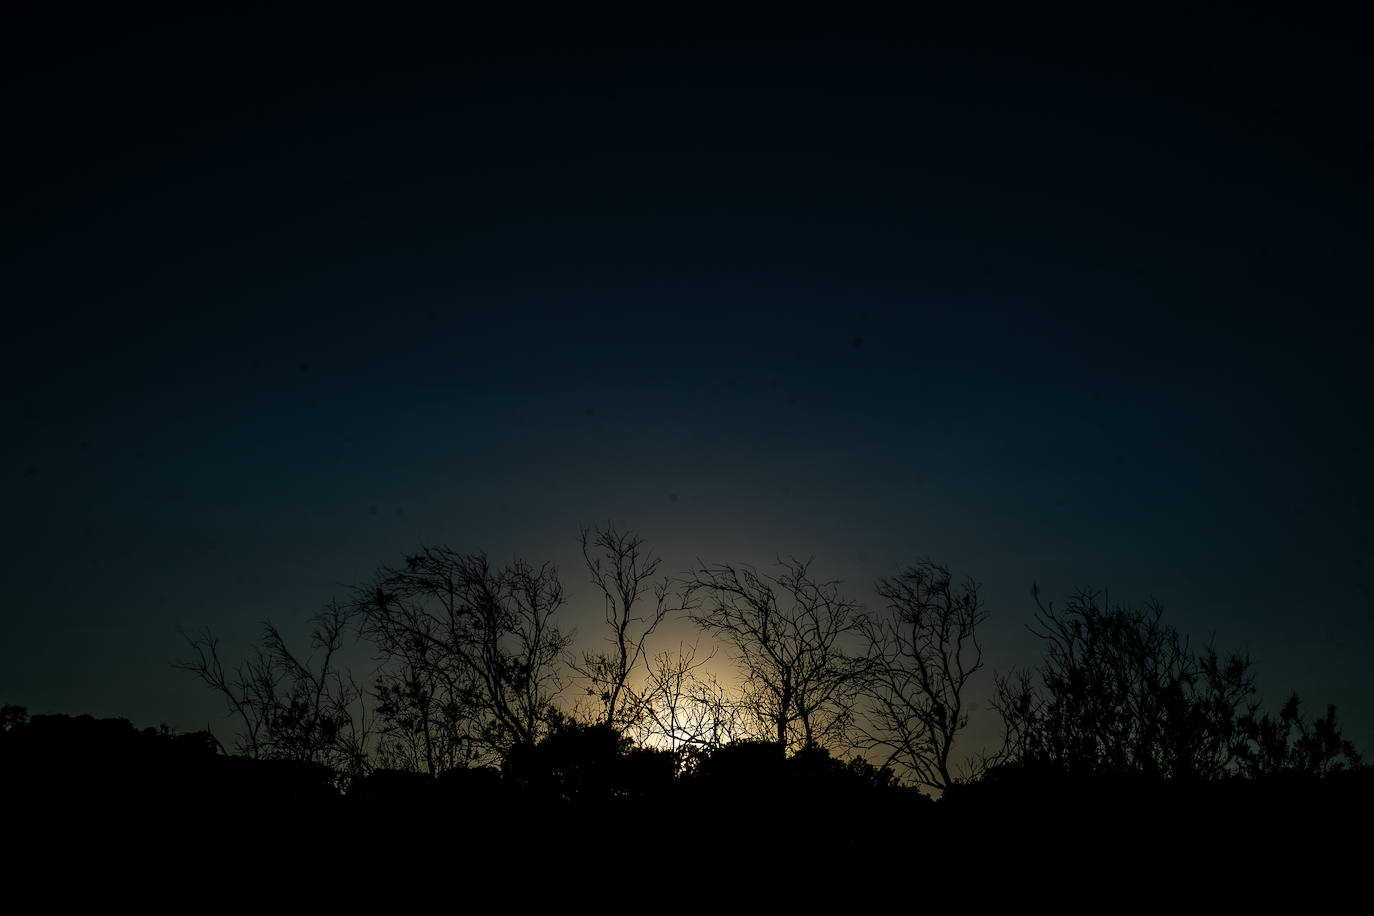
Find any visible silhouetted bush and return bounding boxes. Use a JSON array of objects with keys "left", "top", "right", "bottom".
[
  {"left": 687, "top": 738, "right": 787, "bottom": 786},
  {"left": 988, "top": 588, "right": 1362, "bottom": 782},
  {"left": 1237, "top": 692, "right": 1362, "bottom": 777},
  {"left": 500, "top": 717, "right": 680, "bottom": 808}
]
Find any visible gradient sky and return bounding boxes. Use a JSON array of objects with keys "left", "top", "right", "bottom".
[{"left": 4, "top": 9, "right": 1371, "bottom": 759}]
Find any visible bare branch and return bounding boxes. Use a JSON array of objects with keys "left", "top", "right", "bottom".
[
  {"left": 684, "top": 557, "right": 868, "bottom": 754},
  {"left": 356, "top": 546, "right": 572, "bottom": 767},
  {"left": 571, "top": 524, "right": 683, "bottom": 733},
  {"left": 855, "top": 560, "right": 987, "bottom": 792}
]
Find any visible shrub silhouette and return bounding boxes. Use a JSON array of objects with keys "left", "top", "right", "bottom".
[
  {"left": 500, "top": 717, "right": 678, "bottom": 805},
  {"left": 990, "top": 588, "right": 1257, "bottom": 780},
  {"left": 989, "top": 585, "right": 1363, "bottom": 807},
  {"left": 1238, "top": 692, "right": 1362, "bottom": 777}
]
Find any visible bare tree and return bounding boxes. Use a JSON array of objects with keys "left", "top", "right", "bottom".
[
  {"left": 178, "top": 629, "right": 268, "bottom": 759},
  {"left": 634, "top": 641, "right": 745, "bottom": 753},
  {"left": 177, "top": 600, "right": 372, "bottom": 779},
  {"left": 989, "top": 586, "right": 1257, "bottom": 780},
  {"left": 987, "top": 667, "right": 1043, "bottom": 769},
  {"left": 858, "top": 561, "right": 986, "bottom": 791},
  {"left": 684, "top": 557, "right": 868, "bottom": 753},
  {"left": 572, "top": 524, "right": 677, "bottom": 732},
  {"left": 370, "top": 634, "right": 485, "bottom": 775},
  {"left": 356, "top": 547, "right": 572, "bottom": 765}
]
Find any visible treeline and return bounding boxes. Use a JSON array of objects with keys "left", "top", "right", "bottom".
[
  {"left": 4, "top": 524, "right": 1367, "bottom": 849},
  {"left": 170, "top": 525, "right": 1363, "bottom": 791}
]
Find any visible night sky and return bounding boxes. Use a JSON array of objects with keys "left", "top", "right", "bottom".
[{"left": 4, "top": 8, "right": 1371, "bottom": 758}]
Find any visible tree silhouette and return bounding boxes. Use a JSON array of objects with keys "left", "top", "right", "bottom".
[
  {"left": 370, "top": 644, "right": 484, "bottom": 775},
  {"left": 164, "top": 526, "right": 1369, "bottom": 836},
  {"left": 989, "top": 586, "right": 1256, "bottom": 780},
  {"left": 635, "top": 641, "right": 744, "bottom": 753},
  {"left": 356, "top": 548, "right": 572, "bottom": 765},
  {"left": 177, "top": 600, "right": 371, "bottom": 779},
  {"left": 684, "top": 558, "right": 868, "bottom": 753},
  {"left": 858, "top": 561, "right": 986, "bottom": 791},
  {"left": 571, "top": 524, "right": 677, "bottom": 732}
]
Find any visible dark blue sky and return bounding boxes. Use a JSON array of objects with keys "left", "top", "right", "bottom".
[{"left": 4, "top": 11, "right": 1371, "bottom": 755}]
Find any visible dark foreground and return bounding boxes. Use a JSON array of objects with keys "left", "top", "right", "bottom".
[{"left": 5, "top": 712, "right": 1369, "bottom": 898}]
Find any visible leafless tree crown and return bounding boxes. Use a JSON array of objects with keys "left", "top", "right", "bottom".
[
  {"left": 356, "top": 547, "right": 572, "bottom": 767},
  {"left": 684, "top": 557, "right": 868, "bottom": 753},
  {"left": 633, "top": 641, "right": 744, "bottom": 753},
  {"left": 858, "top": 561, "right": 986, "bottom": 791},
  {"left": 176, "top": 600, "right": 372, "bottom": 779},
  {"left": 572, "top": 524, "right": 679, "bottom": 732}
]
